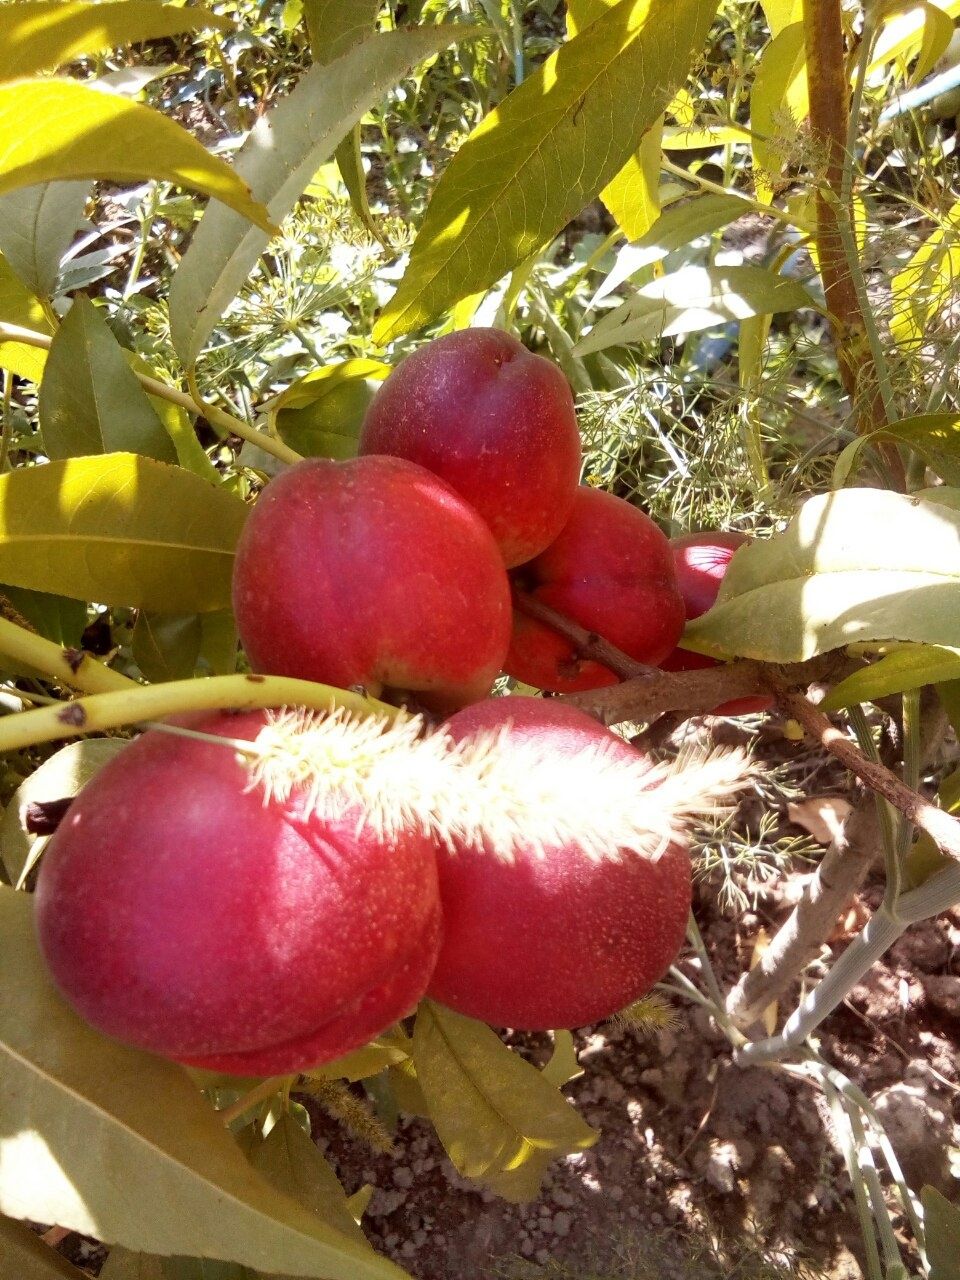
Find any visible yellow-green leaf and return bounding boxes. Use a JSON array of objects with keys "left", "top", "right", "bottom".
[
  {"left": 750, "top": 23, "right": 807, "bottom": 204},
  {"left": 0, "top": 252, "right": 54, "bottom": 381},
  {"left": 0, "top": 886, "right": 404, "bottom": 1280},
  {"left": 412, "top": 1003, "right": 596, "bottom": 1203},
  {"left": 684, "top": 489, "right": 960, "bottom": 662},
  {"left": 0, "top": 80, "right": 271, "bottom": 232},
  {"left": 822, "top": 644, "right": 960, "bottom": 710},
  {"left": 891, "top": 198, "right": 960, "bottom": 350},
  {"left": 758, "top": 0, "right": 802, "bottom": 36},
  {"left": 832, "top": 413, "right": 960, "bottom": 488},
  {"left": 601, "top": 119, "right": 663, "bottom": 241},
  {"left": 0, "top": 1, "right": 231, "bottom": 81},
  {"left": 923, "top": 1185, "right": 960, "bottom": 1280},
  {"left": 270, "top": 360, "right": 389, "bottom": 459},
  {"left": 0, "top": 453, "right": 248, "bottom": 612},
  {"left": 869, "top": 0, "right": 960, "bottom": 83},
  {"left": 661, "top": 123, "right": 752, "bottom": 149},
  {"left": 309, "top": 1038, "right": 409, "bottom": 1083},
  {"left": 0, "top": 1215, "right": 86, "bottom": 1278},
  {"left": 374, "top": 0, "right": 721, "bottom": 342},
  {"left": 39, "top": 297, "right": 177, "bottom": 463}
]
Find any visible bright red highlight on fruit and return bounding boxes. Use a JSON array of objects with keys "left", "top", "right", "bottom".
[
  {"left": 505, "top": 487, "right": 685, "bottom": 692},
  {"left": 663, "top": 530, "right": 772, "bottom": 715},
  {"left": 427, "top": 697, "right": 691, "bottom": 1030},
  {"left": 358, "top": 328, "right": 582, "bottom": 568},
  {"left": 34, "top": 711, "right": 442, "bottom": 1075},
  {"left": 232, "top": 455, "right": 512, "bottom": 711}
]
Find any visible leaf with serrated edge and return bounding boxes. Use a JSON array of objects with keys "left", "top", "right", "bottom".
[
  {"left": 683, "top": 489, "right": 960, "bottom": 662},
  {"left": 0, "top": 2, "right": 231, "bottom": 81},
  {"left": 169, "top": 25, "right": 472, "bottom": 367},
  {"left": 0, "top": 1214, "right": 86, "bottom": 1278},
  {"left": 0, "top": 81, "right": 271, "bottom": 231},
  {"left": 412, "top": 1002, "right": 595, "bottom": 1199},
  {"left": 575, "top": 264, "right": 815, "bottom": 354},
  {"left": 40, "top": 297, "right": 176, "bottom": 462},
  {"left": 374, "top": 0, "right": 720, "bottom": 342},
  {"left": 0, "top": 181, "right": 89, "bottom": 297},
  {"left": 0, "top": 886, "right": 405, "bottom": 1279},
  {"left": 0, "top": 453, "right": 248, "bottom": 612}
]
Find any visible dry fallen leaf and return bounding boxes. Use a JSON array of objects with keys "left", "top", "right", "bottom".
[{"left": 787, "top": 797, "right": 853, "bottom": 845}]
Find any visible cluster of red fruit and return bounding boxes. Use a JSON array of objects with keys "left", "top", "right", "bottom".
[{"left": 34, "top": 329, "right": 756, "bottom": 1079}]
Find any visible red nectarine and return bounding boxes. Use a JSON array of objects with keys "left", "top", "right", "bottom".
[
  {"left": 35, "top": 710, "right": 442, "bottom": 1074},
  {"left": 232, "top": 455, "right": 512, "bottom": 711},
  {"left": 427, "top": 697, "right": 692, "bottom": 1030},
  {"left": 505, "top": 487, "right": 685, "bottom": 692},
  {"left": 358, "top": 328, "right": 581, "bottom": 568}
]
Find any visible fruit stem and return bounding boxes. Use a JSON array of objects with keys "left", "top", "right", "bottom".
[
  {"left": 0, "top": 675, "right": 401, "bottom": 753},
  {"left": 512, "top": 588, "right": 652, "bottom": 681},
  {"left": 0, "top": 321, "right": 302, "bottom": 469},
  {"left": 0, "top": 615, "right": 138, "bottom": 694}
]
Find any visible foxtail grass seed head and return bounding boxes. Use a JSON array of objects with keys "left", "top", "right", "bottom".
[{"left": 246, "top": 706, "right": 754, "bottom": 865}]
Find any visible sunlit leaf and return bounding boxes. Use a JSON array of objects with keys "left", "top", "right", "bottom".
[
  {"left": 0, "top": 252, "right": 55, "bottom": 381},
  {"left": 822, "top": 644, "right": 960, "bottom": 710},
  {"left": 0, "top": 885, "right": 405, "bottom": 1279},
  {"left": 374, "top": 0, "right": 720, "bottom": 342},
  {"left": 750, "top": 23, "right": 807, "bottom": 204},
  {"left": 869, "top": 0, "right": 960, "bottom": 84},
  {"left": 0, "top": 2, "right": 230, "bottom": 81},
  {"left": 757, "top": 0, "right": 802, "bottom": 36},
  {"left": 0, "top": 453, "right": 248, "bottom": 612},
  {"left": 39, "top": 297, "right": 176, "bottom": 463},
  {"left": 833, "top": 413, "right": 960, "bottom": 488},
  {"left": 684, "top": 489, "right": 960, "bottom": 661},
  {"left": 270, "top": 360, "right": 388, "bottom": 459},
  {"left": 890, "top": 197, "right": 960, "bottom": 350},
  {"left": 575, "top": 264, "right": 815, "bottom": 354},
  {"left": 412, "top": 1002, "right": 596, "bottom": 1203},
  {"left": 600, "top": 120, "right": 664, "bottom": 242},
  {"left": 661, "top": 123, "right": 752, "bottom": 149},
  {"left": 0, "top": 80, "right": 271, "bottom": 231},
  {"left": 170, "top": 25, "right": 472, "bottom": 366}
]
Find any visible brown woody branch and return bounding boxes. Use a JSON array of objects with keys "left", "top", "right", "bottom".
[{"left": 511, "top": 589, "right": 653, "bottom": 682}]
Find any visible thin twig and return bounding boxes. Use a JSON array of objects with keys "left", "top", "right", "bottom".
[{"left": 511, "top": 589, "right": 652, "bottom": 681}]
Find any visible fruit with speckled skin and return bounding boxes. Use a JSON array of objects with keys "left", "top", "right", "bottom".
[
  {"left": 426, "top": 697, "right": 691, "bottom": 1030},
  {"left": 34, "top": 711, "right": 442, "bottom": 1075},
  {"left": 505, "top": 487, "right": 685, "bottom": 693},
  {"left": 662, "top": 531, "right": 773, "bottom": 715},
  {"left": 358, "top": 328, "right": 581, "bottom": 568},
  {"left": 232, "top": 455, "right": 512, "bottom": 711}
]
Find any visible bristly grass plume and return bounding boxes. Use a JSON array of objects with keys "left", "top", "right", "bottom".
[{"left": 245, "top": 706, "right": 755, "bottom": 864}]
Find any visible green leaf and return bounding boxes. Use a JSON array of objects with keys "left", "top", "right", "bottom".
[
  {"left": 683, "top": 489, "right": 960, "bottom": 661},
  {"left": 574, "top": 264, "right": 816, "bottom": 355},
  {"left": 308, "top": 1036, "right": 410, "bottom": 1083},
  {"left": 0, "top": 1215, "right": 86, "bottom": 1277},
  {"left": 923, "top": 1186, "right": 960, "bottom": 1280},
  {"left": 0, "top": 738, "right": 127, "bottom": 886},
  {"left": 0, "top": 2, "right": 231, "bottom": 81},
  {"left": 822, "top": 645, "right": 960, "bottom": 710},
  {"left": 833, "top": 414, "right": 960, "bottom": 488},
  {"left": 124, "top": 354, "right": 221, "bottom": 485},
  {"left": 590, "top": 193, "right": 754, "bottom": 306},
  {"left": 0, "top": 586, "right": 86, "bottom": 648},
  {"left": 412, "top": 1002, "right": 596, "bottom": 1203},
  {"left": 374, "top": 0, "right": 720, "bottom": 342},
  {"left": 198, "top": 611, "right": 238, "bottom": 676},
  {"left": 302, "top": 0, "right": 381, "bottom": 61},
  {"left": 39, "top": 297, "right": 177, "bottom": 463},
  {"left": 0, "top": 80, "right": 272, "bottom": 232},
  {"left": 169, "top": 25, "right": 471, "bottom": 367},
  {"left": 891, "top": 198, "right": 960, "bottom": 351},
  {"left": 0, "top": 182, "right": 89, "bottom": 298},
  {"left": 132, "top": 612, "right": 203, "bottom": 682},
  {"left": 540, "top": 1031, "right": 583, "bottom": 1088},
  {"left": 271, "top": 360, "right": 388, "bottom": 459},
  {"left": 750, "top": 23, "right": 807, "bottom": 204},
  {"left": 100, "top": 1252, "right": 176, "bottom": 1280},
  {"left": 0, "top": 453, "right": 248, "bottom": 612},
  {"left": 0, "top": 251, "right": 55, "bottom": 381},
  {"left": 0, "top": 885, "right": 406, "bottom": 1280}
]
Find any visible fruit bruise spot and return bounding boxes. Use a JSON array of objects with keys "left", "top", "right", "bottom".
[
  {"left": 57, "top": 704, "right": 87, "bottom": 727},
  {"left": 63, "top": 647, "right": 85, "bottom": 675}
]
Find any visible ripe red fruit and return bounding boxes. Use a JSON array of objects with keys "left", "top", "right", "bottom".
[
  {"left": 505, "top": 487, "right": 685, "bottom": 692},
  {"left": 34, "top": 711, "right": 442, "bottom": 1075},
  {"left": 427, "top": 698, "right": 691, "bottom": 1030},
  {"left": 232, "top": 455, "right": 512, "bottom": 711},
  {"left": 663, "top": 531, "right": 773, "bottom": 716},
  {"left": 358, "top": 328, "right": 582, "bottom": 568}
]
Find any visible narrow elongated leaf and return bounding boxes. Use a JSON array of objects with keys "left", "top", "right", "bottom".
[
  {"left": 683, "top": 489, "right": 960, "bottom": 661},
  {"left": 575, "top": 264, "right": 815, "bottom": 354},
  {"left": 0, "top": 886, "right": 404, "bottom": 1280},
  {"left": 822, "top": 644, "right": 960, "bottom": 710},
  {"left": 170, "top": 25, "right": 471, "bottom": 366},
  {"left": 661, "top": 123, "right": 752, "bottom": 149},
  {"left": 302, "top": 0, "right": 381, "bottom": 61},
  {"left": 870, "top": 0, "right": 960, "bottom": 83},
  {"left": 833, "top": 414, "right": 960, "bottom": 488},
  {"left": 374, "top": 0, "right": 721, "bottom": 342},
  {"left": 0, "top": 453, "right": 248, "bottom": 612},
  {"left": 0, "top": 182, "right": 89, "bottom": 297},
  {"left": 0, "top": 1215, "right": 85, "bottom": 1278},
  {"left": 0, "top": 252, "right": 55, "bottom": 381},
  {"left": 0, "top": 81, "right": 271, "bottom": 231},
  {"left": 0, "top": 2, "right": 230, "bottom": 81},
  {"left": 750, "top": 23, "right": 807, "bottom": 203},
  {"left": 923, "top": 1186, "right": 960, "bottom": 1280},
  {"left": 891, "top": 198, "right": 960, "bottom": 350},
  {"left": 591, "top": 193, "right": 752, "bottom": 305},
  {"left": 412, "top": 1003, "right": 596, "bottom": 1203},
  {"left": 40, "top": 297, "right": 176, "bottom": 462},
  {"left": 758, "top": 0, "right": 802, "bottom": 36}
]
